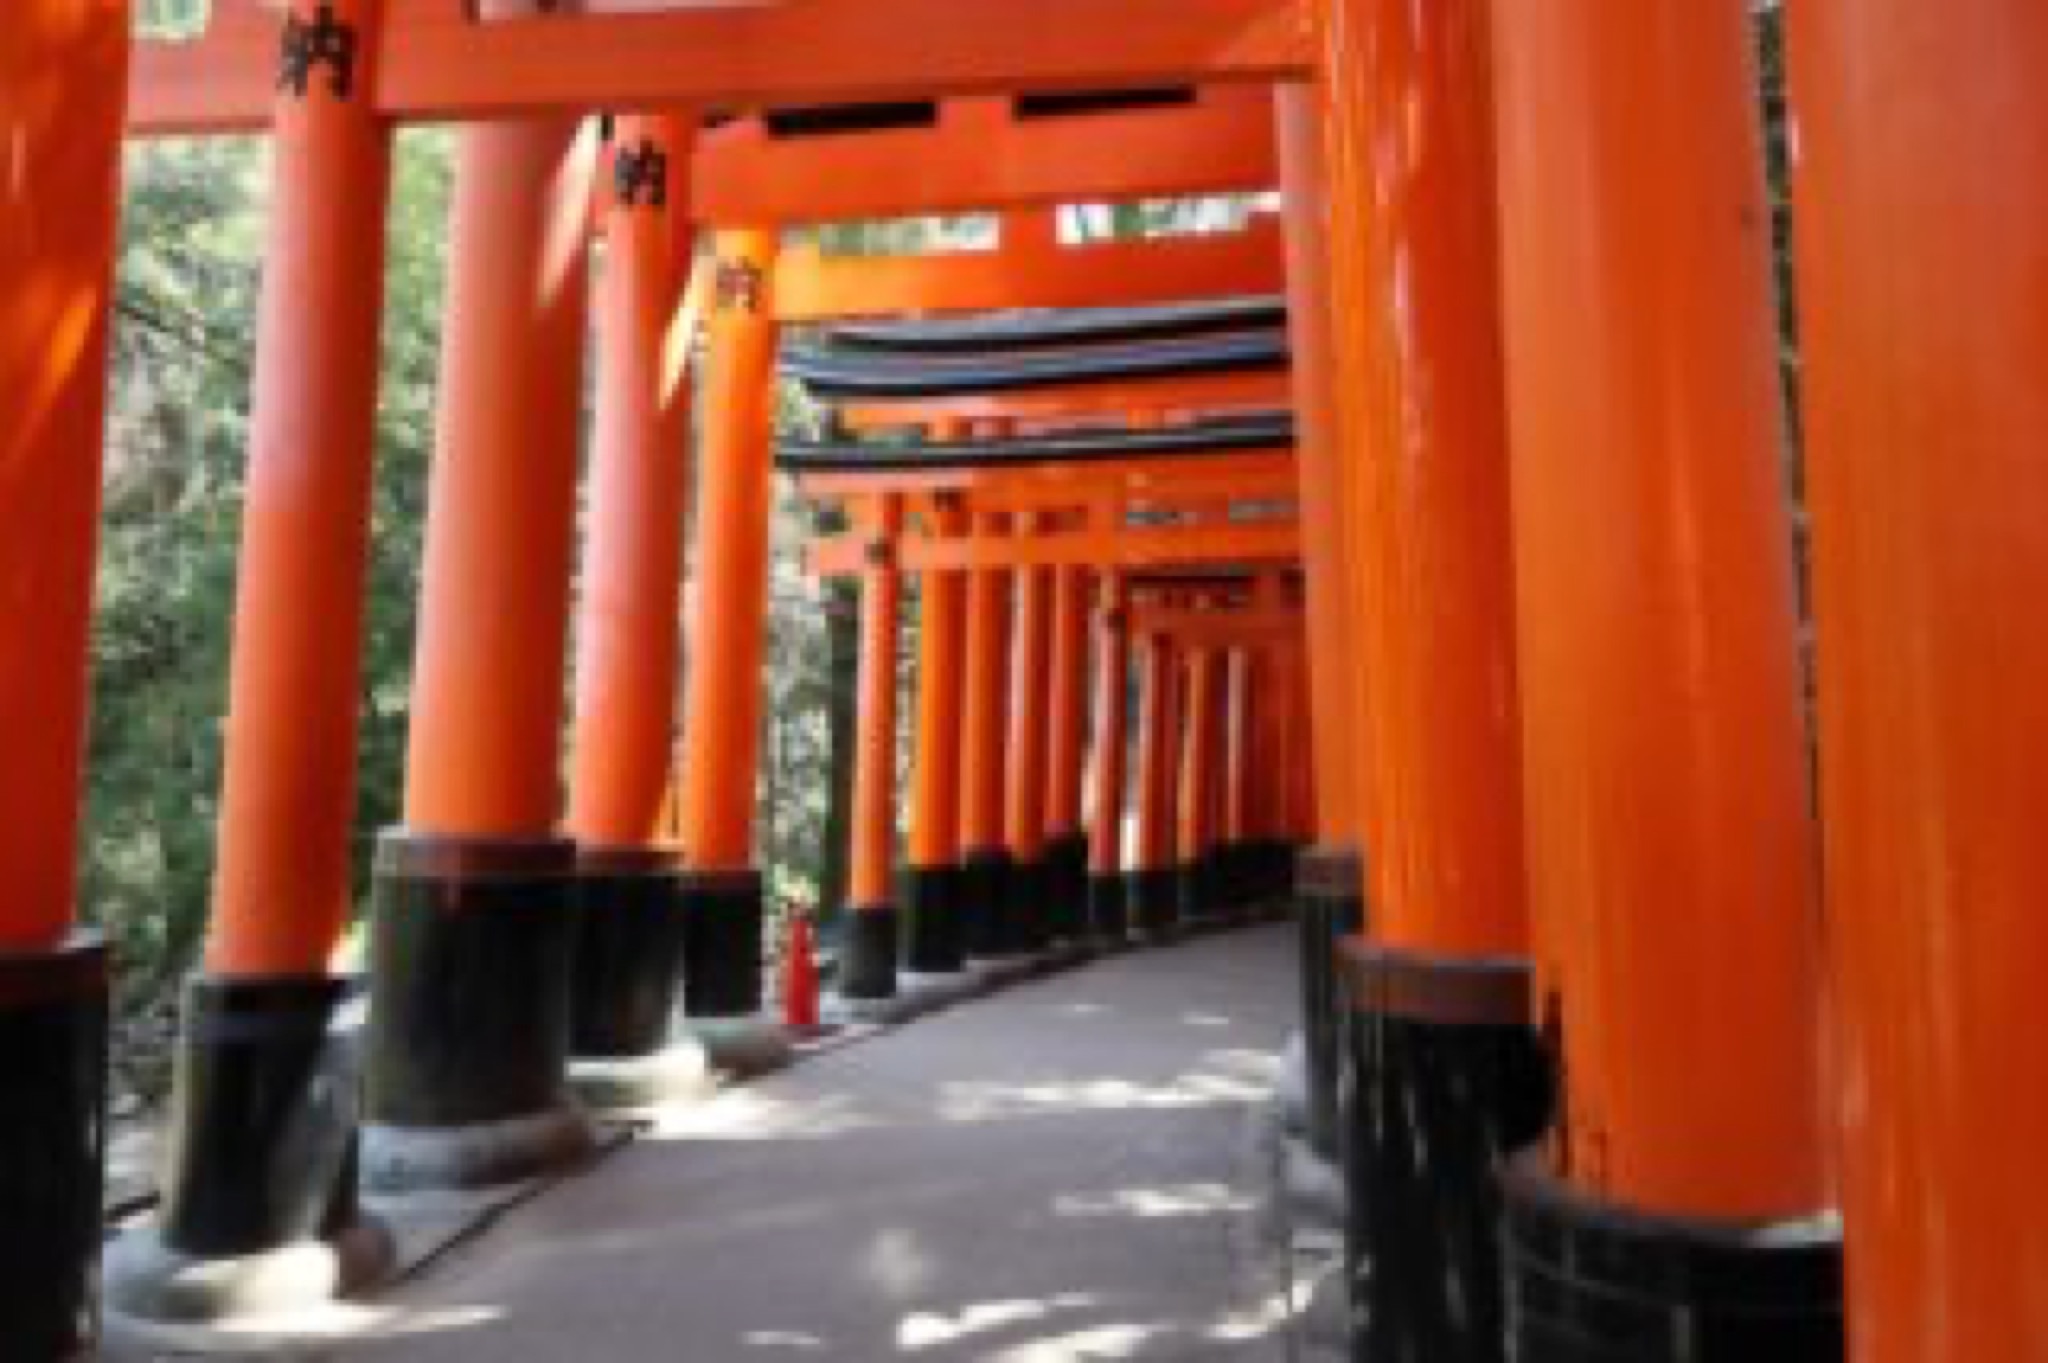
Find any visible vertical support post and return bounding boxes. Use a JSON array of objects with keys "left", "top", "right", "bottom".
[
  {"left": 1128, "top": 631, "right": 1182, "bottom": 941},
  {"left": 1176, "top": 643, "right": 1222, "bottom": 928},
  {"left": 113, "top": 0, "right": 401, "bottom": 1315},
  {"left": 841, "top": 493, "right": 906, "bottom": 1003},
  {"left": 1003, "top": 533, "right": 1055, "bottom": 957},
  {"left": 1042, "top": 560, "right": 1093, "bottom": 947},
  {"left": 1314, "top": 0, "right": 1552, "bottom": 1354},
  {"left": 1787, "top": 2, "right": 2047, "bottom": 1354},
  {"left": 1489, "top": 5, "right": 1841, "bottom": 1354},
  {"left": 365, "top": 88, "right": 599, "bottom": 1191},
  {"left": 958, "top": 511, "right": 1016, "bottom": 964},
  {"left": 0, "top": 1, "right": 126, "bottom": 1349},
  {"left": 563, "top": 115, "right": 697, "bottom": 1077},
  {"left": 1278, "top": 82, "right": 1371, "bottom": 1160},
  {"left": 905, "top": 494, "right": 971, "bottom": 980},
  {"left": 674, "top": 228, "right": 787, "bottom": 1073},
  {"left": 1085, "top": 573, "right": 1134, "bottom": 944},
  {"left": 1220, "top": 645, "right": 1253, "bottom": 916}
]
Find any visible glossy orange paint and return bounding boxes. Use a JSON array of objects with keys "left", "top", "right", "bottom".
[
  {"left": 205, "top": 0, "right": 392, "bottom": 975},
  {"left": 401, "top": 115, "right": 595, "bottom": 836},
  {"left": 1086, "top": 574, "right": 1134, "bottom": 877},
  {"left": 957, "top": 512, "right": 1015, "bottom": 856},
  {"left": 1314, "top": 0, "right": 1527, "bottom": 958},
  {"left": 774, "top": 222, "right": 1285, "bottom": 325},
  {"left": 1787, "top": 2, "right": 2048, "bottom": 1352},
  {"left": 848, "top": 495, "right": 906, "bottom": 908},
  {"left": 1492, "top": 1, "right": 1827, "bottom": 1222},
  {"left": 695, "top": 87, "right": 1276, "bottom": 226},
  {"left": 808, "top": 519, "right": 1300, "bottom": 577},
  {"left": 835, "top": 371, "right": 1289, "bottom": 432},
  {"left": 677, "top": 228, "right": 781, "bottom": 872},
  {"left": 1004, "top": 532, "right": 1055, "bottom": 865},
  {"left": 1132, "top": 633, "right": 1179, "bottom": 873},
  {"left": 1043, "top": 565, "right": 1093, "bottom": 841},
  {"left": 0, "top": 0, "right": 128, "bottom": 951},
  {"left": 1223, "top": 649, "right": 1253, "bottom": 847},
  {"left": 566, "top": 115, "right": 697, "bottom": 854},
  {"left": 1175, "top": 646, "right": 1221, "bottom": 867},
  {"left": 908, "top": 496, "right": 970, "bottom": 870},
  {"left": 130, "top": 0, "right": 1314, "bottom": 136},
  {"left": 1275, "top": 83, "right": 1358, "bottom": 852},
  {"left": 797, "top": 451, "right": 1297, "bottom": 516}
]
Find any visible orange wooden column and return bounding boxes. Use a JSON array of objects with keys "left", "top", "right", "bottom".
[
  {"left": 1789, "top": 3, "right": 2047, "bottom": 1354},
  {"left": 905, "top": 494, "right": 971, "bottom": 977},
  {"left": 957, "top": 510, "right": 1014, "bottom": 961},
  {"left": 675, "top": 228, "right": 781, "bottom": 1021},
  {"left": 1176, "top": 643, "right": 1225, "bottom": 925},
  {"left": 1313, "top": 0, "right": 1548, "bottom": 1354},
  {"left": 1084, "top": 572, "right": 1134, "bottom": 940},
  {"left": 0, "top": 2, "right": 128, "bottom": 1349},
  {"left": 205, "top": 0, "right": 391, "bottom": 981},
  {"left": 1276, "top": 85, "right": 1363, "bottom": 863},
  {"left": 1489, "top": 5, "right": 1839, "bottom": 1350},
  {"left": 1220, "top": 645, "right": 1253, "bottom": 912},
  {"left": 561, "top": 115, "right": 697, "bottom": 1063},
  {"left": 842, "top": 492, "right": 906, "bottom": 1001},
  {"left": 364, "top": 88, "right": 598, "bottom": 1187},
  {"left": 1042, "top": 560, "right": 1093, "bottom": 943},
  {"left": 121, "top": 0, "right": 406, "bottom": 1303},
  {"left": 1129, "top": 630, "right": 1181, "bottom": 939},
  {"left": 1003, "top": 529, "right": 1055, "bottom": 956}
]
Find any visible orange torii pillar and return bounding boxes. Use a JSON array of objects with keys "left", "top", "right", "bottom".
[
  {"left": 1313, "top": 0, "right": 1551, "bottom": 1355},
  {"left": 0, "top": 2, "right": 127, "bottom": 1350},
  {"left": 904, "top": 494, "right": 973, "bottom": 981},
  {"left": 1084, "top": 573, "right": 1134, "bottom": 942},
  {"left": 364, "top": 103, "right": 598, "bottom": 1192},
  {"left": 107, "top": 0, "right": 399, "bottom": 1318},
  {"left": 673, "top": 229, "right": 788, "bottom": 1068},
  {"left": 840, "top": 493, "right": 907, "bottom": 1004},
  {"left": 1490, "top": 7, "right": 1840, "bottom": 1354},
  {"left": 1128, "top": 630, "right": 1183, "bottom": 940},
  {"left": 1041, "top": 562, "right": 1094, "bottom": 946},
  {"left": 562, "top": 116, "right": 697, "bottom": 1085},
  {"left": 1218, "top": 646, "right": 1256, "bottom": 915},
  {"left": 1003, "top": 536, "right": 1056, "bottom": 957},
  {"left": 1176, "top": 643, "right": 1225, "bottom": 927},
  {"left": 1278, "top": 82, "right": 1371, "bottom": 1161},
  {"left": 1790, "top": 4, "right": 2045, "bottom": 1354},
  {"left": 958, "top": 512, "right": 1016, "bottom": 964}
]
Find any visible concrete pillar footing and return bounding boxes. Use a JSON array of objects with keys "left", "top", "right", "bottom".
[
  {"left": 104, "top": 1216, "right": 395, "bottom": 1327},
  {"left": 686, "top": 1015, "right": 794, "bottom": 1079},
  {"left": 569, "top": 1037, "right": 716, "bottom": 1113},
  {"left": 363, "top": 1106, "right": 597, "bottom": 1198}
]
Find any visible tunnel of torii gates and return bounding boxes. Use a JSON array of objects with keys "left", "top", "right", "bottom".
[{"left": 1, "top": 1, "right": 2041, "bottom": 1360}]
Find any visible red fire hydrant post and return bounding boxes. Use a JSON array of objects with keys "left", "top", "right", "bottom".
[{"left": 781, "top": 911, "right": 820, "bottom": 1030}]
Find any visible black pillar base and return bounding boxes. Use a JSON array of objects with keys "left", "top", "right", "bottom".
[
  {"left": 1502, "top": 1160, "right": 1844, "bottom": 1361},
  {"left": 841, "top": 905, "right": 900, "bottom": 1001},
  {"left": 1340, "top": 941, "right": 1555, "bottom": 1363},
  {"left": 1296, "top": 845, "right": 1364, "bottom": 1160},
  {"left": 1177, "top": 856, "right": 1222, "bottom": 929},
  {"left": 902, "top": 863, "right": 965, "bottom": 975},
  {"left": 1125, "top": 867, "right": 1181, "bottom": 942},
  {"left": 680, "top": 868, "right": 765, "bottom": 1019},
  {"left": 960, "top": 847, "right": 1015, "bottom": 963},
  {"left": 0, "top": 935, "right": 107, "bottom": 1359},
  {"left": 364, "top": 833, "right": 592, "bottom": 1193},
  {"left": 1003, "top": 853, "right": 1053, "bottom": 955},
  {"left": 570, "top": 849, "right": 686, "bottom": 1060},
  {"left": 1086, "top": 872, "right": 1129, "bottom": 945},
  {"left": 1042, "top": 832, "right": 1091, "bottom": 945},
  {"left": 108, "top": 974, "right": 395, "bottom": 1322}
]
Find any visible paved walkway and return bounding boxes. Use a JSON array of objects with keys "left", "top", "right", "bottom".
[{"left": 323, "top": 924, "right": 1303, "bottom": 1362}]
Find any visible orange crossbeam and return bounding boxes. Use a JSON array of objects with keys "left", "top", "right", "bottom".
[
  {"left": 836, "top": 371, "right": 1290, "bottom": 430},
  {"left": 697, "top": 87, "right": 1276, "bottom": 225},
  {"left": 774, "top": 221, "right": 1285, "bottom": 323},
  {"left": 130, "top": 0, "right": 1314, "bottom": 137},
  {"left": 795, "top": 449, "right": 1297, "bottom": 512},
  {"left": 809, "top": 519, "right": 1299, "bottom": 576}
]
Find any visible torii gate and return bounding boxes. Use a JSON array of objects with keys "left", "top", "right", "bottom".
[{"left": 5, "top": 1, "right": 2036, "bottom": 1359}]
